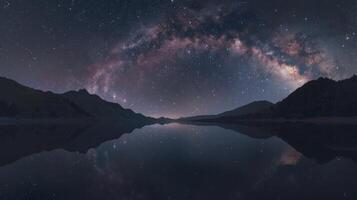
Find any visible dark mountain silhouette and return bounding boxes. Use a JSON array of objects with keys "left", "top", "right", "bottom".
[
  {"left": 0, "top": 77, "right": 89, "bottom": 118},
  {"left": 272, "top": 75, "right": 357, "bottom": 118},
  {"left": 63, "top": 89, "right": 154, "bottom": 123},
  {"left": 179, "top": 101, "right": 273, "bottom": 122},
  {"left": 0, "top": 77, "right": 154, "bottom": 123},
  {"left": 218, "top": 100, "right": 273, "bottom": 117},
  {"left": 182, "top": 75, "right": 357, "bottom": 123}
]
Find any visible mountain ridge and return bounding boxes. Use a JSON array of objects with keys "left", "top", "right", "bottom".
[
  {"left": 181, "top": 75, "right": 357, "bottom": 123},
  {"left": 179, "top": 100, "right": 274, "bottom": 122},
  {"left": 272, "top": 75, "right": 357, "bottom": 118},
  {"left": 3, "top": 75, "right": 357, "bottom": 124},
  {"left": 63, "top": 89, "right": 153, "bottom": 123},
  {"left": 0, "top": 77, "right": 154, "bottom": 123}
]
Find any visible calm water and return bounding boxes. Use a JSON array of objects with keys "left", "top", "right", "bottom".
[{"left": 0, "top": 122, "right": 356, "bottom": 200}]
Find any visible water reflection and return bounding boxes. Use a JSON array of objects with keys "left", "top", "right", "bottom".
[
  {"left": 0, "top": 121, "right": 145, "bottom": 166},
  {"left": 213, "top": 122, "right": 357, "bottom": 163},
  {"left": 0, "top": 122, "right": 356, "bottom": 200}
]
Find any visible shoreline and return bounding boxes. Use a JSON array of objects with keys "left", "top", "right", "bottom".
[{"left": 185, "top": 117, "right": 357, "bottom": 125}]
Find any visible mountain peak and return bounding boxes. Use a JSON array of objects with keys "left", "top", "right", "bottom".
[
  {"left": 275, "top": 75, "right": 357, "bottom": 118},
  {"left": 316, "top": 77, "right": 333, "bottom": 81},
  {"left": 0, "top": 76, "right": 153, "bottom": 122},
  {"left": 0, "top": 76, "right": 26, "bottom": 88},
  {"left": 310, "top": 77, "right": 336, "bottom": 85},
  {"left": 0, "top": 76, "right": 15, "bottom": 81},
  {"left": 64, "top": 89, "right": 93, "bottom": 97},
  {"left": 249, "top": 100, "right": 273, "bottom": 105},
  {"left": 313, "top": 75, "right": 357, "bottom": 84},
  {"left": 343, "top": 74, "right": 357, "bottom": 82},
  {"left": 78, "top": 89, "right": 90, "bottom": 95}
]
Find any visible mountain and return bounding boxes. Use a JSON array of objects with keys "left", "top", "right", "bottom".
[
  {"left": 181, "top": 75, "right": 357, "bottom": 123},
  {"left": 272, "top": 75, "right": 357, "bottom": 118},
  {"left": 0, "top": 77, "right": 88, "bottom": 118},
  {"left": 0, "top": 77, "right": 154, "bottom": 123},
  {"left": 217, "top": 101, "right": 274, "bottom": 117},
  {"left": 179, "top": 101, "right": 274, "bottom": 122},
  {"left": 63, "top": 89, "right": 154, "bottom": 123}
]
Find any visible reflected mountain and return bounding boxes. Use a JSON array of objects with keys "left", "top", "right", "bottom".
[
  {"left": 3, "top": 119, "right": 357, "bottom": 168},
  {"left": 183, "top": 122, "right": 357, "bottom": 164},
  {"left": 1, "top": 123, "right": 357, "bottom": 200},
  {"left": 0, "top": 121, "right": 144, "bottom": 167}
]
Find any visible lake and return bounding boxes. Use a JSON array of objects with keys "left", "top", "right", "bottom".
[{"left": 0, "top": 122, "right": 356, "bottom": 200}]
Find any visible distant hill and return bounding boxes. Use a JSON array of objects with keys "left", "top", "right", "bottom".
[
  {"left": 217, "top": 101, "right": 274, "bottom": 117},
  {"left": 0, "top": 77, "right": 154, "bottom": 123},
  {"left": 273, "top": 75, "right": 357, "bottom": 118},
  {"left": 179, "top": 101, "right": 274, "bottom": 122}
]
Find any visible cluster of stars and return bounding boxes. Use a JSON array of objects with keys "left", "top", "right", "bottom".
[{"left": 1, "top": 0, "right": 357, "bottom": 117}]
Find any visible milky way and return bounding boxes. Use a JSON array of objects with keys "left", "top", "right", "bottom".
[{"left": 1, "top": 0, "right": 357, "bottom": 117}]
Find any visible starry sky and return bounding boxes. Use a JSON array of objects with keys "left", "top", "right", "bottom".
[{"left": 1, "top": 0, "right": 357, "bottom": 118}]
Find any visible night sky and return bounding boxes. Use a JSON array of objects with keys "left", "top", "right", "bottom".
[{"left": 1, "top": 0, "right": 357, "bottom": 118}]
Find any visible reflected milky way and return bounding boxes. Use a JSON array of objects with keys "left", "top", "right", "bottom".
[{"left": 0, "top": 123, "right": 357, "bottom": 200}]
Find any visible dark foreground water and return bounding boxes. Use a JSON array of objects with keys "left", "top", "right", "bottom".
[{"left": 0, "top": 122, "right": 356, "bottom": 200}]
